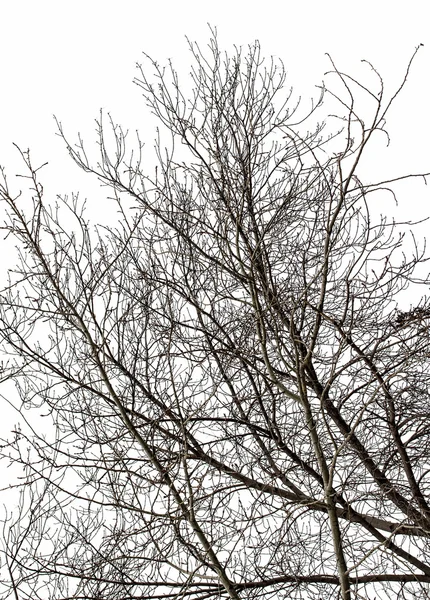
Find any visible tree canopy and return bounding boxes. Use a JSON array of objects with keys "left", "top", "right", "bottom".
[{"left": 0, "top": 35, "right": 429, "bottom": 600}]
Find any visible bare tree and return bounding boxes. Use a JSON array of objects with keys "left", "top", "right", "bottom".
[{"left": 0, "top": 34, "right": 429, "bottom": 600}]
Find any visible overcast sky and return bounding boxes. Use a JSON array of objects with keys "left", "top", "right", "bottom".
[
  {"left": 0, "top": 0, "right": 429, "bottom": 493},
  {"left": 1, "top": 1, "right": 429, "bottom": 165},
  {"left": 0, "top": 1, "right": 428, "bottom": 200}
]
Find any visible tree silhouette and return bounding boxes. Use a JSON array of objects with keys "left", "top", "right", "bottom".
[{"left": 0, "top": 34, "right": 429, "bottom": 600}]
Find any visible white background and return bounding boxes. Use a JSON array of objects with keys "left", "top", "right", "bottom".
[{"left": 0, "top": 0, "right": 429, "bottom": 500}]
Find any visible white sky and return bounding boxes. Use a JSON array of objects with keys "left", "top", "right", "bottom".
[
  {"left": 1, "top": 1, "right": 429, "bottom": 171},
  {"left": 0, "top": 0, "right": 429, "bottom": 498}
]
